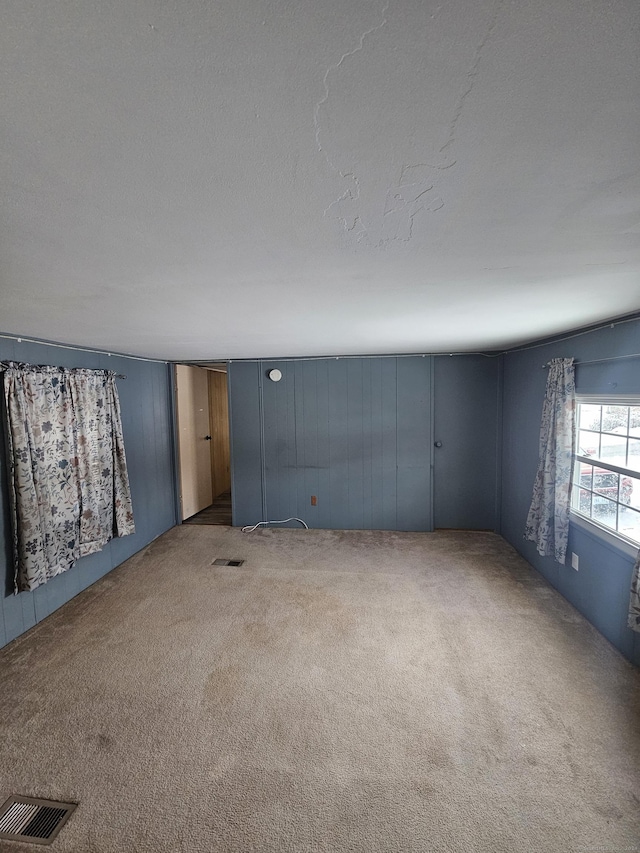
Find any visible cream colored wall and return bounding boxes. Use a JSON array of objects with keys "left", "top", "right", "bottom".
[{"left": 175, "top": 364, "right": 213, "bottom": 519}]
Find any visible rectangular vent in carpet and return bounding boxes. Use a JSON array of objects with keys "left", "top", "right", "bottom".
[
  {"left": 0, "top": 796, "right": 77, "bottom": 845},
  {"left": 212, "top": 558, "right": 244, "bottom": 566}
]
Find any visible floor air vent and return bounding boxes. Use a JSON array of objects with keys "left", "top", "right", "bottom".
[
  {"left": 212, "top": 558, "right": 245, "bottom": 566},
  {"left": 0, "top": 796, "right": 77, "bottom": 845}
]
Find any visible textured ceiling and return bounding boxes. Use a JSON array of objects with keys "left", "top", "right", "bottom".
[{"left": 1, "top": 0, "right": 639, "bottom": 360}]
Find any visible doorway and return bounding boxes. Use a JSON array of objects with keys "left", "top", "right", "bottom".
[{"left": 175, "top": 363, "right": 232, "bottom": 525}]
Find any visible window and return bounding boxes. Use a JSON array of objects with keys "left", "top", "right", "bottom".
[{"left": 571, "top": 401, "right": 640, "bottom": 545}]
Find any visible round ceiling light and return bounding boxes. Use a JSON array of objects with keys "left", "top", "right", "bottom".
[{"left": 268, "top": 368, "right": 282, "bottom": 382}]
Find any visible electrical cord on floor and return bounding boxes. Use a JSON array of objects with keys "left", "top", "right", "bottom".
[{"left": 241, "top": 517, "right": 309, "bottom": 533}]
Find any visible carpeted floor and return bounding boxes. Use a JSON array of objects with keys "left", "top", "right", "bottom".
[{"left": 0, "top": 527, "right": 639, "bottom": 852}]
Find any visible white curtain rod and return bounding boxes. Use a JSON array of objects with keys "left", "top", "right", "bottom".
[
  {"left": 542, "top": 352, "right": 640, "bottom": 368},
  {"left": 0, "top": 361, "right": 127, "bottom": 379}
]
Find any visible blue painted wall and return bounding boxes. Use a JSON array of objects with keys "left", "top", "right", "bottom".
[
  {"left": 4, "top": 326, "right": 634, "bottom": 665},
  {"left": 433, "top": 355, "right": 502, "bottom": 530},
  {"left": 229, "top": 357, "right": 434, "bottom": 530},
  {"left": 229, "top": 354, "right": 502, "bottom": 533},
  {"left": 228, "top": 360, "right": 264, "bottom": 527},
  {"left": 501, "top": 319, "right": 640, "bottom": 666},
  {"left": 0, "top": 338, "right": 177, "bottom": 649}
]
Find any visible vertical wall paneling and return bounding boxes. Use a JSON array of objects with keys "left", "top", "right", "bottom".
[
  {"left": 347, "top": 359, "right": 365, "bottom": 529},
  {"left": 208, "top": 370, "right": 231, "bottom": 499},
  {"left": 0, "top": 340, "right": 176, "bottom": 649},
  {"left": 262, "top": 360, "right": 290, "bottom": 523},
  {"left": 315, "top": 360, "right": 331, "bottom": 529},
  {"left": 429, "top": 357, "right": 436, "bottom": 533},
  {"left": 327, "top": 359, "right": 350, "bottom": 528},
  {"left": 228, "top": 361, "right": 264, "bottom": 527},
  {"left": 380, "top": 357, "right": 400, "bottom": 530},
  {"left": 302, "top": 360, "right": 320, "bottom": 524},
  {"left": 494, "top": 355, "right": 504, "bottom": 533},
  {"left": 397, "top": 356, "right": 432, "bottom": 532},
  {"left": 433, "top": 355, "right": 500, "bottom": 530},
  {"left": 500, "top": 319, "right": 640, "bottom": 666},
  {"left": 230, "top": 356, "right": 434, "bottom": 531},
  {"left": 258, "top": 367, "right": 268, "bottom": 521}
]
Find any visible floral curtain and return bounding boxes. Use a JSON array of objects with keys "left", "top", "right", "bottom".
[
  {"left": 629, "top": 554, "right": 640, "bottom": 633},
  {"left": 2, "top": 362, "right": 135, "bottom": 593},
  {"left": 524, "top": 357, "right": 576, "bottom": 565}
]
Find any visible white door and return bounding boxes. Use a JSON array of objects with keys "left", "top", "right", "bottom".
[{"left": 176, "top": 364, "right": 213, "bottom": 519}]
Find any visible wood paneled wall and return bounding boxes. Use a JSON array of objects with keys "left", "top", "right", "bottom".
[
  {"left": 208, "top": 370, "right": 231, "bottom": 499},
  {"left": 228, "top": 355, "right": 503, "bottom": 534},
  {"left": 228, "top": 357, "right": 432, "bottom": 530}
]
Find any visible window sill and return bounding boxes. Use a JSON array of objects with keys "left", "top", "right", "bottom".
[{"left": 570, "top": 511, "right": 639, "bottom": 559}]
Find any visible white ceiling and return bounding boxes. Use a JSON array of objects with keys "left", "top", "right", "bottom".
[{"left": 1, "top": 0, "right": 639, "bottom": 361}]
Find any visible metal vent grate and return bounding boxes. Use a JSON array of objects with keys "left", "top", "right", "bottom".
[
  {"left": 212, "top": 558, "right": 244, "bottom": 566},
  {"left": 0, "top": 796, "right": 77, "bottom": 845}
]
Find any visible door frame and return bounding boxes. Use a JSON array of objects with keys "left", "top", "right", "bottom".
[{"left": 171, "top": 362, "right": 233, "bottom": 526}]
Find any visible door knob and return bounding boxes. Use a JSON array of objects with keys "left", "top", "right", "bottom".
[{"left": 204, "top": 435, "right": 212, "bottom": 441}]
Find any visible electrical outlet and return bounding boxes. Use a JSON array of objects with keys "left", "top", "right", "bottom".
[
  {"left": 571, "top": 552, "right": 579, "bottom": 571},
  {"left": 311, "top": 495, "right": 317, "bottom": 506}
]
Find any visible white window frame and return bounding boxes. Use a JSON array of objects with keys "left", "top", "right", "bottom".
[{"left": 570, "top": 395, "right": 640, "bottom": 554}]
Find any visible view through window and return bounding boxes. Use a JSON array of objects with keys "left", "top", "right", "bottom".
[{"left": 572, "top": 402, "right": 640, "bottom": 545}]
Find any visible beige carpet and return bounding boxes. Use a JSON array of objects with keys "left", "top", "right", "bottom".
[{"left": 0, "top": 526, "right": 639, "bottom": 852}]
